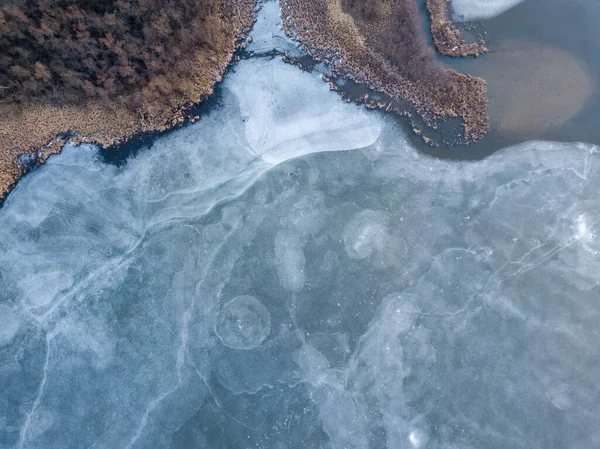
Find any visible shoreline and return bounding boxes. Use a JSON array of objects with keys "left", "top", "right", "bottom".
[
  {"left": 0, "top": 52, "right": 491, "bottom": 211},
  {"left": 0, "top": 52, "right": 245, "bottom": 208},
  {"left": 0, "top": 0, "right": 489, "bottom": 206},
  {"left": 0, "top": 0, "right": 259, "bottom": 201},
  {"left": 280, "top": 0, "right": 488, "bottom": 143},
  {"left": 425, "top": 0, "right": 487, "bottom": 57}
]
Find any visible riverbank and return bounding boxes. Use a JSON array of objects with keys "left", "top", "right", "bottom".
[
  {"left": 280, "top": 0, "right": 488, "bottom": 145},
  {"left": 0, "top": 0, "right": 488, "bottom": 203},
  {"left": 425, "top": 0, "right": 487, "bottom": 56},
  {"left": 0, "top": 0, "right": 258, "bottom": 199}
]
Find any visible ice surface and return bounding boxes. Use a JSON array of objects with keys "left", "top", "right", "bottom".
[
  {"left": 228, "top": 58, "right": 381, "bottom": 164},
  {"left": 343, "top": 210, "right": 391, "bottom": 259},
  {"left": 1, "top": 2, "right": 599, "bottom": 448},
  {"left": 451, "top": 0, "right": 527, "bottom": 21},
  {"left": 216, "top": 296, "right": 271, "bottom": 350},
  {"left": 245, "top": 0, "right": 302, "bottom": 56},
  {"left": 0, "top": 304, "right": 20, "bottom": 347}
]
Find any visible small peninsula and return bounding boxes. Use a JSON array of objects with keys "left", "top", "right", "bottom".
[
  {"left": 281, "top": 0, "right": 487, "bottom": 143},
  {"left": 426, "top": 0, "right": 487, "bottom": 57}
]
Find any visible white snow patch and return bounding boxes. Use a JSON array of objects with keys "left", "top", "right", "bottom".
[{"left": 452, "top": 0, "right": 527, "bottom": 21}]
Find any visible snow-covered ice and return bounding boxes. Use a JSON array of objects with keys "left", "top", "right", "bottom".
[
  {"left": 245, "top": 0, "right": 302, "bottom": 56},
  {"left": 451, "top": 0, "right": 527, "bottom": 21}
]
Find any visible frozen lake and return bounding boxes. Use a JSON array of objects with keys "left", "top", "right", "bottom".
[{"left": 1, "top": 2, "right": 599, "bottom": 448}]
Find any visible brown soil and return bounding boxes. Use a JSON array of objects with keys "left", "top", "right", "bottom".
[
  {"left": 281, "top": 0, "right": 488, "bottom": 144},
  {"left": 426, "top": 0, "right": 487, "bottom": 57}
]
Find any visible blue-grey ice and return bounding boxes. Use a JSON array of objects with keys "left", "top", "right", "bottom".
[
  {"left": 0, "top": 304, "right": 20, "bottom": 347},
  {"left": 216, "top": 296, "right": 271, "bottom": 350},
  {"left": 0, "top": 1, "right": 599, "bottom": 448},
  {"left": 245, "top": 0, "right": 302, "bottom": 56}
]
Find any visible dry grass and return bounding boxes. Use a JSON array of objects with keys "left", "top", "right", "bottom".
[
  {"left": 426, "top": 0, "right": 487, "bottom": 57},
  {"left": 281, "top": 0, "right": 488, "bottom": 142},
  {"left": 325, "top": 0, "right": 367, "bottom": 54},
  {"left": 0, "top": 0, "right": 257, "bottom": 200}
]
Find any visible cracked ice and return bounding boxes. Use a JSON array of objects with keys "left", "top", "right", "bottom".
[{"left": 1, "top": 2, "right": 599, "bottom": 448}]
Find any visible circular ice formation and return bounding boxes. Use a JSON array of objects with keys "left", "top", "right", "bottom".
[
  {"left": 452, "top": 0, "right": 526, "bottom": 21},
  {"left": 558, "top": 202, "right": 600, "bottom": 288},
  {"left": 343, "top": 210, "right": 389, "bottom": 259},
  {"left": 408, "top": 416, "right": 431, "bottom": 448},
  {"left": 0, "top": 304, "right": 20, "bottom": 347},
  {"left": 216, "top": 296, "right": 271, "bottom": 350}
]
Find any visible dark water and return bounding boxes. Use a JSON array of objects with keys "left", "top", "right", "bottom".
[{"left": 440, "top": 0, "right": 600, "bottom": 154}]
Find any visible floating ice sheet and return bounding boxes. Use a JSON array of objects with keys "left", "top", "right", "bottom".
[
  {"left": 451, "top": 0, "right": 527, "bottom": 21},
  {"left": 0, "top": 2, "right": 599, "bottom": 448},
  {"left": 245, "top": 0, "right": 302, "bottom": 56}
]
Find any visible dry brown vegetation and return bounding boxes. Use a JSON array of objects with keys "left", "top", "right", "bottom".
[
  {"left": 281, "top": 0, "right": 488, "bottom": 142},
  {"left": 0, "top": 0, "right": 257, "bottom": 198},
  {"left": 426, "top": 0, "right": 487, "bottom": 57},
  {"left": 0, "top": 0, "right": 490, "bottom": 201}
]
